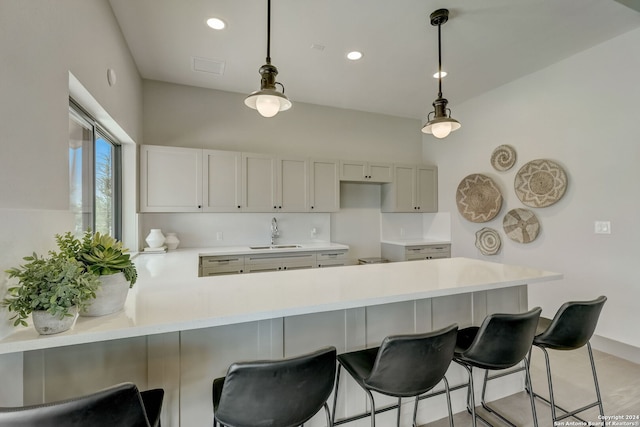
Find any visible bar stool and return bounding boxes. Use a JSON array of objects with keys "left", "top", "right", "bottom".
[
  {"left": 0, "top": 382, "right": 164, "bottom": 427},
  {"left": 529, "top": 296, "right": 607, "bottom": 424},
  {"left": 454, "top": 307, "right": 541, "bottom": 427},
  {"left": 331, "top": 324, "right": 458, "bottom": 427},
  {"left": 212, "top": 346, "right": 337, "bottom": 427}
]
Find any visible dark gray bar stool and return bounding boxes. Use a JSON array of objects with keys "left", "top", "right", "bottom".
[
  {"left": 454, "top": 307, "right": 542, "bottom": 427},
  {"left": 528, "top": 296, "right": 607, "bottom": 424},
  {"left": 331, "top": 324, "right": 458, "bottom": 427},
  {"left": 0, "top": 382, "right": 164, "bottom": 427},
  {"left": 212, "top": 346, "right": 337, "bottom": 427}
]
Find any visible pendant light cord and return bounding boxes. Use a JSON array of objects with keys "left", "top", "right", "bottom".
[
  {"left": 437, "top": 22, "right": 443, "bottom": 98},
  {"left": 266, "top": 0, "right": 272, "bottom": 65}
]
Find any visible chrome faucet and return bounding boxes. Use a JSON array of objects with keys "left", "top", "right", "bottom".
[{"left": 270, "top": 217, "right": 279, "bottom": 245}]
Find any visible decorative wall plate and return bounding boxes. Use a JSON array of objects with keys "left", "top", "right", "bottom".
[
  {"left": 503, "top": 208, "right": 540, "bottom": 243},
  {"left": 456, "top": 174, "right": 503, "bottom": 223},
  {"left": 475, "top": 227, "right": 502, "bottom": 255},
  {"left": 514, "top": 159, "right": 567, "bottom": 207},
  {"left": 491, "top": 145, "right": 517, "bottom": 171}
]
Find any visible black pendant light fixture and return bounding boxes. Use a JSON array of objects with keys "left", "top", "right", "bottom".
[
  {"left": 422, "top": 9, "right": 461, "bottom": 139},
  {"left": 244, "top": 0, "right": 291, "bottom": 118}
]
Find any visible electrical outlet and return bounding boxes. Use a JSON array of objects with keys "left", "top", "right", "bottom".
[
  {"left": 216, "top": 231, "right": 223, "bottom": 241},
  {"left": 594, "top": 221, "right": 611, "bottom": 234}
]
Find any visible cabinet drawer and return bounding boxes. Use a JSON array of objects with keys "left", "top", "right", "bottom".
[
  {"left": 200, "top": 266, "right": 244, "bottom": 276},
  {"left": 404, "top": 245, "right": 450, "bottom": 256},
  {"left": 316, "top": 250, "right": 348, "bottom": 262},
  {"left": 246, "top": 252, "right": 316, "bottom": 266},
  {"left": 200, "top": 256, "right": 244, "bottom": 268}
]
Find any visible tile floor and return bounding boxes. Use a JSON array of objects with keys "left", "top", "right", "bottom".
[{"left": 425, "top": 347, "right": 640, "bottom": 426}]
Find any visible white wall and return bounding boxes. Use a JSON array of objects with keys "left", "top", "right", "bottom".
[
  {"left": 423, "top": 28, "right": 640, "bottom": 352},
  {"left": 141, "top": 80, "right": 423, "bottom": 261},
  {"left": 0, "top": 0, "right": 142, "bottom": 336}
]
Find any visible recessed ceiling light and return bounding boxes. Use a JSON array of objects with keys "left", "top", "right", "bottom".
[
  {"left": 347, "top": 51, "right": 363, "bottom": 61},
  {"left": 206, "top": 17, "right": 226, "bottom": 30},
  {"left": 433, "top": 71, "right": 447, "bottom": 78}
]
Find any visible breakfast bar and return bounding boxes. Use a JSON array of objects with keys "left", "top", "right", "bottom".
[{"left": 0, "top": 253, "right": 561, "bottom": 427}]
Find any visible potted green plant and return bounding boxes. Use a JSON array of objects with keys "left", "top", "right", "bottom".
[
  {"left": 2, "top": 252, "right": 100, "bottom": 334},
  {"left": 56, "top": 230, "right": 138, "bottom": 317}
]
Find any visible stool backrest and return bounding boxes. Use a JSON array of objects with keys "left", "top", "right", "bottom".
[
  {"left": 0, "top": 382, "right": 153, "bottom": 427},
  {"left": 215, "top": 346, "right": 337, "bottom": 427},
  {"left": 535, "top": 296, "right": 607, "bottom": 350},
  {"left": 364, "top": 324, "right": 458, "bottom": 397},
  {"left": 459, "top": 307, "right": 541, "bottom": 370}
]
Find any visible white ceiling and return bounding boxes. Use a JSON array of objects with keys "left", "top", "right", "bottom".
[{"left": 109, "top": 0, "right": 640, "bottom": 120}]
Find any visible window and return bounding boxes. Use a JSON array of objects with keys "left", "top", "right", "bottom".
[{"left": 68, "top": 100, "right": 121, "bottom": 238}]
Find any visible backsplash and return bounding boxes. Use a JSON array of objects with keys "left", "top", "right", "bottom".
[{"left": 138, "top": 212, "right": 331, "bottom": 249}]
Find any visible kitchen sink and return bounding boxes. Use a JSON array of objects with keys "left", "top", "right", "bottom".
[{"left": 249, "top": 244, "right": 302, "bottom": 250}]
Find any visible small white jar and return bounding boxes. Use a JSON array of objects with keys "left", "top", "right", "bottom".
[
  {"left": 145, "top": 229, "right": 166, "bottom": 249},
  {"left": 165, "top": 232, "right": 180, "bottom": 250}
]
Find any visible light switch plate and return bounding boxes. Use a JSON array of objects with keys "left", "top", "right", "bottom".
[{"left": 594, "top": 221, "right": 611, "bottom": 234}]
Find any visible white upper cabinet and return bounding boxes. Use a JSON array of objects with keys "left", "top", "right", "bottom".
[
  {"left": 339, "top": 160, "right": 393, "bottom": 183},
  {"left": 309, "top": 159, "right": 340, "bottom": 212},
  {"left": 242, "top": 153, "right": 277, "bottom": 212},
  {"left": 381, "top": 164, "right": 438, "bottom": 213},
  {"left": 140, "top": 145, "right": 203, "bottom": 212},
  {"left": 202, "top": 150, "right": 242, "bottom": 212},
  {"left": 277, "top": 157, "right": 309, "bottom": 212}
]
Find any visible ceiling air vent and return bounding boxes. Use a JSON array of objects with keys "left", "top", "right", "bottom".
[{"left": 192, "top": 57, "right": 226, "bottom": 75}]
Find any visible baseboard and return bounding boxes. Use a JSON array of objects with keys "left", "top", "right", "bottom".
[{"left": 591, "top": 334, "right": 640, "bottom": 365}]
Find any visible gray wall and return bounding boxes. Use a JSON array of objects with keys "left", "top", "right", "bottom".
[
  {"left": 423, "top": 28, "right": 640, "bottom": 353},
  {"left": 141, "top": 80, "right": 423, "bottom": 260}
]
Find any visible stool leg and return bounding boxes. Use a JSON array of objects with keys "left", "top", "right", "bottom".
[
  {"left": 524, "top": 357, "right": 539, "bottom": 427},
  {"left": 412, "top": 395, "right": 419, "bottom": 427},
  {"left": 396, "top": 397, "right": 401, "bottom": 427},
  {"left": 442, "top": 376, "right": 454, "bottom": 427},
  {"left": 587, "top": 342, "right": 606, "bottom": 425},
  {"left": 461, "top": 364, "right": 478, "bottom": 427},
  {"left": 540, "top": 346, "right": 559, "bottom": 422},
  {"left": 331, "top": 364, "right": 342, "bottom": 425},
  {"left": 322, "top": 402, "right": 333, "bottom": 427},
  {"left": 364, "top": 389, "right": 377, "bottom": 427}
]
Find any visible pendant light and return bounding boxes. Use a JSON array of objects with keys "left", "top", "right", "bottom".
[
  {"left": 422, "top": 9, "right": 461, "bottom": 139},
  {"left": 244, "top": 0, "right": 291, "bottom": 117}
]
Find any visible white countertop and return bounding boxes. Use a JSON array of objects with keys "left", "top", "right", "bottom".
[
  {"left": 381, "top": 239, "right": 451, "bottom": 246},
  {"left": 0, "top": 252, "right": 561, "bottom": 355},
  {"left": 197, "top": 242, "right": 349, "bottom": 256}
]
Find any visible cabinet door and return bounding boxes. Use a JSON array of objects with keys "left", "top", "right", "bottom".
[
  {"left": 368, "top": 162, "right": 393, "bottom": 183},
  {"left": 140, "top": 145, "right": 202, "bottom": 212},
  {"left": 242, "top": 153, "right": 277, "bottom": 212},
  {"left": 202, "top": 150, "right": 242, "bottom": 212},
  {"left": 309, "top": 159, "right": 340, "bottom": 212},
  {"left": 392, "top": 164, "right": 416, "bottom": 212},
  {"left": 339, "top": 160, "right": 368, "bottom": 181},
  {"left": 277, "top": 157, "right": 309, "bottom": 212},
  {"left": 415, "top": 166, "right": 438, "bottom": 212}
]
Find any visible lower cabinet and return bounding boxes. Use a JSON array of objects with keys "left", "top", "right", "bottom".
[
  {"left": 199, "top": 249, "right": 349, "bottom": 276},
  {"left": 381, "top": 243, "right": 451, "bottom": 262},
  {"left": 199, "top": 255, "right": 245, "bottom": 276},
  {"left": 245, "top": 252, "right": 316, "bottom": 273},
  {"left": 316, "top": 249, "right": 349, "bottom": 268}
]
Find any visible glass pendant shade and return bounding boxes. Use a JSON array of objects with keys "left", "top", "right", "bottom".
[{"left": 245, "top": 89, "right": 292, "bottom": 118}]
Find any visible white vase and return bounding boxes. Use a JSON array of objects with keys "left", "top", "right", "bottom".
[
  {"left": 32, "top": 307, "right": 77, "bottom": 335},
  {"left": 165, "top": 232, "right": 180, "bottom": 250},
  {"left": 145, "top": 229, "right": 165, "bottom": 248},
  {"left": 81, "top": 272, "right": 129, "bottom": 317}
]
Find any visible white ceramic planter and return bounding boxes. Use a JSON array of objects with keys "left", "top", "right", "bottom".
[
  {"left": 81, "top": 272, "right": 129, "bottom": 317},
  {"left": 32, "top": 308, "right": 77, "bottom": 335}
]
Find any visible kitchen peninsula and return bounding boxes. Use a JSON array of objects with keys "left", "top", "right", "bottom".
[{"left": 0, "top": 254, "right": 561, "bottom": 426}]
